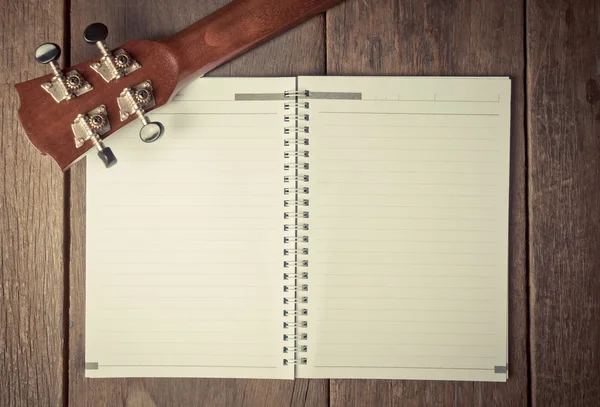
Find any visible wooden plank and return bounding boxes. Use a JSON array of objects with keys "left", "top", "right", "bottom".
[
  {"left": 326, "top": 0, "right": 528, "bottom": 405},
  {"left": 67, "top": 1, "right": 327, "bottom": 406},
  {"left": 528, "top": 1, "right": 600, "bottom": 405},
  {"left": 0, "top": 1, "right": 66, "bottom": 407}
]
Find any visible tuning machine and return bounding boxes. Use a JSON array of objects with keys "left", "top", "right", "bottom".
[
  {"left": 35, "top": 43, "right": 93, "bottom": 102},
  {"left": 71, "top": 105, "right": 117, "bottom": 168},
  {"left": 117, "top": 80, "right": 165, "bottom": 143},
  {"left": 84, "top": 23, "right": 141, "bottom": 82}
]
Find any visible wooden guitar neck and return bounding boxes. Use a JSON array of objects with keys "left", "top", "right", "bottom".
[{"left": 164, "top": 0, "right": 344, "bottom": 86}]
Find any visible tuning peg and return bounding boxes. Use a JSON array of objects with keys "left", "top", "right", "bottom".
[
  {"left": 71, "top": 105, "right": 117, "bottom": 168},
  {"left": 139, "top": 122, "right": 165, "bottom": 143},
  {"left": 35, "top": 43, "right": 92, "bottom": 102},
  {"left": 35, "top": 42, "right": 62, "bottom": 67},
  {"left": 85, "top": 22, "right": 141, "bottom": 82},
  {"left": 83, "top": 22, "right": 109, "bottom": 44},
  {"left": 117, "top": 80, "right": 165, "bottom": 143},
  {"left": 97, "top": 146, "right": 118, "bottom": 168}
]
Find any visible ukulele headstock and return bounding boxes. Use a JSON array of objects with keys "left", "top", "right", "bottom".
[{"left": 15, "top": 23, "right": 179, "bottom": 170}]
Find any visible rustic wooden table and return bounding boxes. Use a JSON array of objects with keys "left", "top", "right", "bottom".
[{"left": 1, "top": 0, "right": 598, "bottom": 406}]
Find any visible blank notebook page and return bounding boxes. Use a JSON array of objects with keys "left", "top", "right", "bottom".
[
  {"left": 85, "top": 78, "right": 293, "bottom": 379},
  {"left": 297, "top": 76, "right": 511, "bottom": 381}
]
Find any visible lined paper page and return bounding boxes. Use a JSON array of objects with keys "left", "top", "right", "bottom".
[
  {"left": 85, "top": 78, "right": 293, "bottom": 379},
  {"left": 297, "top": 76, "right": 511, "bottom": 381}
]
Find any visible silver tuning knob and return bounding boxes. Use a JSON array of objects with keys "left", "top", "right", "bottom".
[
  {"left": 35, "top": 43, "right": 92, "bottom": 102},
  {"left": 117, "top": 81, "right": 165, "bottom": 143}
]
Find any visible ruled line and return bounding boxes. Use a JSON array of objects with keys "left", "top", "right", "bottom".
[
  {"left": 106, "top": 341, "right": 274, "bottom": 345},
  {"left": 322, "top": 148, "right": 500, "bottom": 152},
  {"left": 91, "top": 364, "right": 277, "bottom": 369},
  {"left": 315, "top": 342, "right": 495, "bottom": 347},
  {"left": 314, "top": 262, "right": 496, "bottom": 266},
  {"left": 315, "top": 308, "right": 495, "bottom": 313},
  {"left": 316, "top": 170, "right": 499, "bottom": 175},
  {"left": 319, "top": 111, "right": 500, "bottom": 116},
  {"left": 313, "top": 354, "right": 496, "bottom": 359},
  {"left": 313, "top": 182, "right": 498, "bottom": 187},
  {"left": 316, "top": 193, "right": 496, "bottom": 198},
  {"left": 317, "top": 135, "right": 497, "bottom": 140},
  {"left": 313, "top": 365, "right": 495, "bottom": 370},
  {"left": 313, "top": 238, "right": 497, "bottom": 243},
  {"left": 311, "top": 216, "right": 498, "bottom": 220},
  {"left": 313, "top": 296, "right": 495, "bottom": 301},
  {"left": 313, "top": 204, "right": 494, "bottom": 210},
  {"left": 323, "top": 125, "right": 497, "bottom": 129},
  {"left": 152, "top": 112, "right": 279, "bottom": 115},
  {"left": 311, "top": 285, "right": 496, "bottom": 290}
]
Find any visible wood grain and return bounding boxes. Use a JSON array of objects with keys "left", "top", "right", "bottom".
[
  {"left": 8, "top": 0, "right": 600, "bottom": 405},
  {"left": 528, "top": 1, "right": 600, "bottom": 406},
  {"left": 0, "top": 1, "right": 66, "bottom": 406},
  {"left": 67, "top": 1, "right": 328, "bottom": 406},
  {"left": 326, "top": 0, "right": 528, "bottom": 405}
]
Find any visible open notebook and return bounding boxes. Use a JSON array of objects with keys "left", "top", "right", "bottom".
[{"left": 85, "top": 76, "right": 511, "bottom": 381}]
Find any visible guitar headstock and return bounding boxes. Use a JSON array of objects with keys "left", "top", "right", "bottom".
[
  {"left": 15, "top": 23, "right": 180, "bottom": 170},
  {"left": 16, "top": 0, "right": 350, "bottom": 171}
]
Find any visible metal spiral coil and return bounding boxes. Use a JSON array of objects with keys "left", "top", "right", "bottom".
[
  {"left": 283, "top": 249, "right": 309, "bottom": 256},
  {"left": 284, "top": 175, "right": 309, "bottom": 183},
  {"left": 284, "top": 321, "right": 308, "bottom": 329},
  {"left": 284, "top": 163, "right": 309, "bottom": 170},
  {"left": 283, "top": 358, "right": 307, "bottom": 366},
  {"left": 284, "top": 138, "right": 309, "bottom": 146},
  {"left": 283, "top": 236, "right": 309, "bottom": 243},
  {"left": 283, "top": 261, "right": 308, "bottom": 269},
  {"left": 284, "top": 151, "right": 309, "bottom": 159},
  {"left": 284, "top": 212, "right": 309, "bottom": 219},
  {"left": 284, "top": 199, "right": 309, "bottom": 207},
  {"left": 284, "top": 345, "right": 308, "bottom": 352},
  {"left": 284, "top": 126, "right": 309, "bottom": 134},
  {"left": 284, "top": 297, "right": 308, "bottom": 304},
  {"left": 283, "top": 89, "right": 310, "bottom": 367},
  {"left": 284, "top": 102, "right": 310, "bottom": 110},
  {"left": 284, "top": 187, "right": 309, "bottom": 195},
  {"left": 283, "top": 284, "right": 308, "bottom": 292},
  {"left": 284, "top": 114, "right": 310, "bottom": 122},
  {"left": 284, "top": 333, "right": 308, "bottom": 341},
  {"left": 284, "top": 224, "right": 309, "bottom": 231},
  {"left": 283, "top": 310, "right": 308, "bottom": 317},
  {"left": 283, "top": 272, "right": 309, "bottom": 279},
  {"left": 284, "top": 90, "right": 310, "bottom": 98}
]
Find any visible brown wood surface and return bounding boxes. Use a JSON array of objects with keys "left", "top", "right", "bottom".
[
  {"left": 2, "top": 0, "right": 600, "bottom": 406},
  {"left": 528, "top": 1, "right": 600, "bottom": 406},
  {"left": 0, "top": 1, "right": 67, "bottom": 406},
  {"left": 326, "top": 1, "right": 528, "bottom": 405}
]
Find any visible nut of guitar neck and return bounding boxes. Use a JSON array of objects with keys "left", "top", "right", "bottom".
[{"left": 84, "top": 23, "right": 141, "bottom": 82}]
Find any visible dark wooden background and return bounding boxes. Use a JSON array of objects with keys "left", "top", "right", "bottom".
[{"left": 1, "top": 0, "right": 598, "bottom": 406}]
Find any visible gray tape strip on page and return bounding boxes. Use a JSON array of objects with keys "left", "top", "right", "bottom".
[
  {"left": 494, "top": 365, "right": 508, "bottom": 374},
  {"left": 234, "top": 92, "right": 362, "bottom": 101},
  {"left": 85, "top": 362, "right": 99, "bottom": 370},
  {"left": 302, "top": 92, "right": 362, "bottom": 100},
  {"left": 235, "top": 93, "right": 288, "bottom": 101}
]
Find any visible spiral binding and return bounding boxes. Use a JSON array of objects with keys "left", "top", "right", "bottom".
[
  {"left": 284, "top": 199, "right": 309, "bottom": 207},
  {"left": 284, "top": 163, "right": 309, "bottom": 170},
  {"left": 282, "top": 88, "right": 310, "bottom": 366}
]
